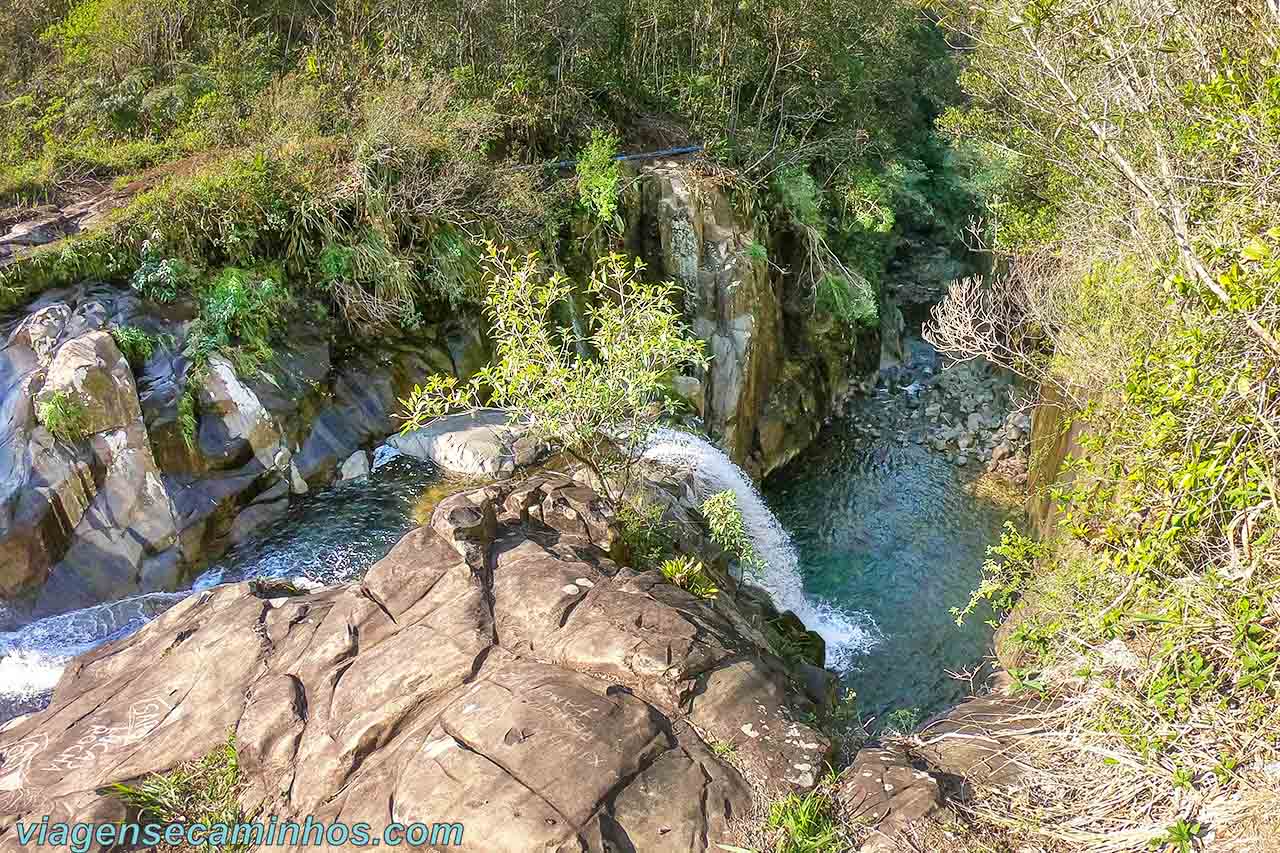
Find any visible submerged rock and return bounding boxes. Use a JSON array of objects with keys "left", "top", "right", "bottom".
[
  {"left": 0, "top": 474, "right": 830, "bottom": 852},
  {"left": 338, "top": 449, "right": 370, "bottom": 480}
]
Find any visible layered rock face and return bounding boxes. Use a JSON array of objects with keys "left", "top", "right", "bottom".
[
  {"left": 629, "top": 163, "right": 870, "bottom": 477},
  {"left": 0, "top": 283, "right": 482, "bottom": 616},
  {"left": 0, "top": 474, "right": 830, "bottom": 852}
]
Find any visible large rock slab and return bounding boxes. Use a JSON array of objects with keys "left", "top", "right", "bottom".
[
  {"left": 0, "top": 474, "right": 829, "bottom": 852},
  {"left": 386, "top": 408, "right": 541, "bottom": 479}
]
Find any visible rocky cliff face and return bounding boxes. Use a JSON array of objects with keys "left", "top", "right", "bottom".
[
  {"left": 0, "top": 159, "right": 872, "bottom": 617},
  {"left": 627, "top": 162, "right": 871, "bottom": 477},
  {"left": 0, "top": 474, "right": 830, "bottom": 853},
  {"left": 0, "top": 282, "right": 484, "bottom": 618}
]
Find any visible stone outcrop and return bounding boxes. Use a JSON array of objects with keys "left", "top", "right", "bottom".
[
  {"left": 628, "top": 162, "right": 871, "bottom": 477},
  {"left": 1, "top": 157, "right": 881, "bottom": 614},
  {"left": 387, "top": 408, "right": 543, "bottom": 479},
  {"left": 0, "top": 474, "right": 830, "bottom": 852},
  {"left": 836, "top": 744, "right": 949, "bottom": 853},
  {"left": 836, "top": 686, "right": 1051, "bottom": 851},
  {"left": 0, "top": 283, "right": 485, "bottom": 617},
  {"left": 0, "top": 197, "right": 120, "bottom": 270}
]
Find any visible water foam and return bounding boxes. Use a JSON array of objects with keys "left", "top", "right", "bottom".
[
  {"left": 642, "top": 428, "right": 881, "bottom": 669},
  {"left": 0, "top": 591, "right": 188, "bottom": 714}
]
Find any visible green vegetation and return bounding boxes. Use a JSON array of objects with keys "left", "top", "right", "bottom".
[
  {"left": 185, "top": 266, "right": 290, "bottom": 375},
  {"left": 765, "top": 789, "right": 848, "bottom": 853},
  {"left": 880, "top": 707, "right": 920, "bottom": 735},
  {"left": 708, "top": 737, "right": 738, "bottom": 761},
  {"left": 399, "top": 244, "right": 707, "bottom": 508},
  {"left": 0, "top": 0, "right": 979, "bottom": 345},
  {"left": 109, "top": 324, "right": 158, "bottom": 367},
  {"left": 701, "top": 490, "right": 765, "bottom": 582},
  {"left": 926, "top": 0, "right": 1280, "bottom": 847},
  {"left": 952, "top": 521, "right": 1047, "bottom": 628},
  {"left": 617, "top": 499, "right": 678, "bottom": 571},
  {"left": 575, "top": 130, "right": 621, "bottom": 224},
  {"left": 659, "top": 555, "right": 719, "bottom": 600},
  {"left": 108, "top": 733, "right": 251, "bottom": 852},
  {"left": 176, "top": 386, "right": 198, "bottom": 450},
  {"left": 36, "top": 390, "right": 90, "bottom": 443}
]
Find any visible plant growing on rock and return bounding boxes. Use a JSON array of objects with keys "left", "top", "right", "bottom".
[
  {"left": 176, "top": 386, "right": 198, "bottom": 451},
  {"left": 701, "top": 489, "right": 765, "bottom": 581},
  {"left": 37, "top": 390, "right": 90, "bottom": 443},
  {"left": 185, "top": 266, "right": 292, "bottom": 376},
  {"left": 575, "top": 129, "right": 621, "bottom": 224},
  {"left": 130, "top": 231, "right": 197, "bottom": 303},
  {"left": 110, "top": 324, "right": 158, "bottom": 368},
  {"left": 399, "top": 243, "right": 707, "bottom": 508},
  {"left": 108, "top": 733, "right": 252, "bottom": 851},
  {"left": 659, "top": 555, "right": 719, "bottom": 599},
  {"left": 764, "top": 788, "right": 848, "bottom": 853}
]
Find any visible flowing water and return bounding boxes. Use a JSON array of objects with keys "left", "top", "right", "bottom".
[
  {"left": 763, "top": 402, "right": 1014, "bottom": 723},
  {"left": 642, "top": 429, "right": 882, "bottom": 670},
  {"left": 0, "top": 454, "right": 438, "bottom": 722},
  {"left": 2, "top": 387, "right": 1013, "bottom": 729}
]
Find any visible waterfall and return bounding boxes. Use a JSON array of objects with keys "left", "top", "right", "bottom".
[{"left": 642, "top": 428, "right": 881, "bottom": 669}]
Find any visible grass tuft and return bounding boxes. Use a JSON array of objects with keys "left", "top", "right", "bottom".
[{"left": 37, "top": 390, "right": 90, "bottom": 443}]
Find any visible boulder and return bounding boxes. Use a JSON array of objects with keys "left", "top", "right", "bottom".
[
  {"left": 196, "top": 355, "right": 284, "bottom": 471},
  {"left": 387, "top": 409, "right": 541, "bottom": 479},
  {"left": 35, "top": 331, "right": 139, "bottom": 436},
  {"left": 0, "top": 475, "right": 829, "bottom": 852},
  {"left": 338, "top": 450, "right": 370, "bottom": 481},
  {"left": 1, "top": 312, "right": 181, "bottom": 604},
  {"left": 227, "top": 478, "right": 289, "bottom": 545}
]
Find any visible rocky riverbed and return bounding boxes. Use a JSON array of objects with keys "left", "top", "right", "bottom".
[{"left": 845, "top": 335, "right": 1032, "bottom": 483}]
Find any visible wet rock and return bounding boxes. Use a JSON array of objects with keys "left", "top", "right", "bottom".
[
  {"left": 227, "top": 479, "right": 289, "bottom": 545},
  {"left": 0, "top": 475, "right": 828, "bottom": 852},
  {"left": 8, "top": 303, "right": 71, "bottom": 366}
]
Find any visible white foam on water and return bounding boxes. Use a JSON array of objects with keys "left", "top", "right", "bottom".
[
  {"left": 0, "top": 591, "right": 188, "bottom": 710},
  {"left": 642, "top": 428, "right": 881, "bottom": 669}
]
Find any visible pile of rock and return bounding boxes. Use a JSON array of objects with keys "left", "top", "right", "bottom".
[
  {"left": 0, "top": 282, "right": 484, "bottom": 618},
  {"left": 842, "top": 338, "right": 1033, "bottom": 482}
]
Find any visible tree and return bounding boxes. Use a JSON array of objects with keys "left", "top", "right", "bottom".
[
  {"left": 398, "top": 243, "right": 708, "bottom": 507},
  {"left": 928, "top": 0, "right": 1280, "bottom": 357}
]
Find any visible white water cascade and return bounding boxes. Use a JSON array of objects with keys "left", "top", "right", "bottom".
[
  {"left": 642, "top": 428, "right": 881, "bottom": 669},
  {"left": 0, "top": 591, "right": 189, "bottom": 713}
]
